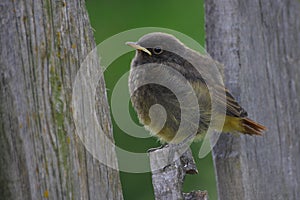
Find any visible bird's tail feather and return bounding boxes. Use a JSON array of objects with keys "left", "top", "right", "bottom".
[{"left": 239, "top": 117, "right": 266, "bottom": 136}]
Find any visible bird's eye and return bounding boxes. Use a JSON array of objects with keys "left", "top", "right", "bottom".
[{"left": 153, "top": 46, "right": 163, "bottom": 55}]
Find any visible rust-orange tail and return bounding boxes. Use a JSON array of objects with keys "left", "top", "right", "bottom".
[{"left": 239, "top": 117, "right": 267, "bottom": 136}]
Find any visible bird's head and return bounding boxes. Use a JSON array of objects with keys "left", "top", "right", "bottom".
[{"left": 126, "top": 32, "right": 187, "bottom": 67}]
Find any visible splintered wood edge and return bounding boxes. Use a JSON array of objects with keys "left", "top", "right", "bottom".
[{"left": 149, "top": 146, "right": 208, "bottom": 200}]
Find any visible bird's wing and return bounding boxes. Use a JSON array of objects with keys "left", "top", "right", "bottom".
[
  {"left": 190, "top": 78, "right": 247, "bottom": 118},
  {"left": 223, "top": 88, "right": 248, "bottom": 117},
  {"left": 185, "top": 51, "right": 248, "bottom": 118}
]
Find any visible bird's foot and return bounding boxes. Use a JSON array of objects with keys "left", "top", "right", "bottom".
[{"left": 147, "top": 143, "right": 169, "bottom": 153}]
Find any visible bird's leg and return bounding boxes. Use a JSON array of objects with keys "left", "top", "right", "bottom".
[
  {"left": 147, "top": 143, "right": 183, "bottom": 169},
  {"left": 164, "top": 143, "right": 178, "bottom": 170},
  {"left": 164, "top": 135, "right": 195, "bottom": 170},
  {"left": 147, "top": 143, "right": 169, "bottom": 153},
  {"left": 147, "top": 134, "right": 195, "bottom": 170}
]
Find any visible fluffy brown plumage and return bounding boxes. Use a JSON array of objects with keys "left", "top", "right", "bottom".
[{"left": 127, "top": 32, "right": 266, "bottom": 143}]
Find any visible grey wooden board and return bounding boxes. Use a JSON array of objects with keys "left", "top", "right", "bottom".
[
  {"left": 205, "top": 0, "right": 300, "bottom": 200},
  {"left": 0, "top": 0, "right": 123, "bottom": 199}
]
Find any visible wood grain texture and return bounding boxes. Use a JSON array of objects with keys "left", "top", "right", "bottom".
[
  {"left": 0, "top": 0, "right": 123, "bottom": 199},
  {"left": 150, "top": 147, "right": 208, "bottom": 200},
  {"left": 205, "top": 0, "right": 300, "bottom": 199}
]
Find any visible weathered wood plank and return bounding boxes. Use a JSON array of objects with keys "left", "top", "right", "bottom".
[
  {"left": 205, "top": 0, "right": 300, "bottom": 199},
  {"left": 0, "top": 0, "right": 123, "bottom": 199},
  {"left": 150, "top": 147, "right": 208, "bottom": 200}
]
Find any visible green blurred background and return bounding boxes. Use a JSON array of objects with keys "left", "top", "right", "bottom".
[{"left": 85, "top": 1, "right": 217, "bottom": 199}]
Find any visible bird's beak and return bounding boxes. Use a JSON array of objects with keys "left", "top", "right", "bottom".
[{"left": 126, "top": 42, "right": 152, "bottom": 56}]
